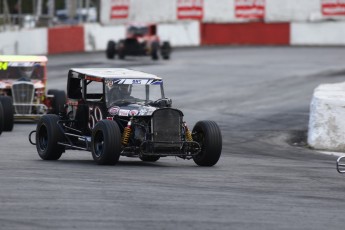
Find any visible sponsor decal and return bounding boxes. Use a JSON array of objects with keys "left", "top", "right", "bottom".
[
  {"left": 0, "top": 62, "right": 8, "bottom": 70},
  {"left": 177, "top": 0, "right": 203, "bottom": 20},
  {"left": 132, "top": 79, "right": 141, "bottom": 84},
  {"left": 119, "top": 109, "right": 130, "bottom": 116},
  {"left": 138, "top": 108, "right": 148, "bottom": 116},
  {"left": 94, "top": 106, "right": 103, "bottom": 121},
  {"left": 322, "top": 0, "right": 345, "bottom": 16},
  {"left": 105, "top": 79, "right": 162, "bottom": 85},
  {"left": 88, "top": 114, "right": 95, "bottom": 130},
  {"left": 110, "top": 0, "right": 130, "bottom": 19},
  {"left": 108, "top": 106, "right": 120, "bottom": 116},
  {"left": 235, "top": 0, "right": 265, "bottom": 19},
  {"left": 129, "top": 110, "right": 139, "bottom": 116},
  {"left": 106, "top": 117, "right": 113, "bottom": 120}
]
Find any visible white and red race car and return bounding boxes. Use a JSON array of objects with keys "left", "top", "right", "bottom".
[{"left": 0, "top": 55, "right": 66, "bottom": 133}]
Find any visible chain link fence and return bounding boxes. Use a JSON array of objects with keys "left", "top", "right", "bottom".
[{"left": 0, "top": 0, "right": 99, "bottom": 32}]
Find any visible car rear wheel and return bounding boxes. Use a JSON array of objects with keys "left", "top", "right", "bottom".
[
  {"left": 151, "top": 41, "right": 159, "bottom": 60},
  {"left": 192, "top": 120, "right": 222, "bottom": 166},
  {"left": 36, "top": 114, "right": 65, "bottom": 160},
  {"left": 139, "top": 155, "right": 160, "bottom": 162},
  {"left": 0, "top": 96, "right": 14, "bottom": 131},
  {"left": 161, "top": 41, "right": 171, "bottom": 60},
  {"left": 106, "top": 40, "right": 116, "bottom": 59},
  {"left": 91, "top": 120, "right": 121, "bottom": 165},
  {"left": 48, "top": 89, "right": 66, "bottom": 115},
  {"left": 118, "top": 40, "right": 126, "bottom": 60}
]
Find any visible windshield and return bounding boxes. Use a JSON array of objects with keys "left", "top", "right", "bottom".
[
  {"left": 127, "top": 26, "right": 149, "bottom": 36},
  {"left": 105, "top": 83, "right": 163, "bottom": 107},
  {"left": 0, "top": 65, "right": 44, "bottom": 81}
]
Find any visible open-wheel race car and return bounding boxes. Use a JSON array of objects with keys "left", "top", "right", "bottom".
[
  {"left": 29, "top": 68, "right": 222, "bottom": 166},
  {"left": 106, "top": 23, "right": 171, "bottom": 61},
  {"left": 0, "top": 55, "right": 66, "bottom": 127}
]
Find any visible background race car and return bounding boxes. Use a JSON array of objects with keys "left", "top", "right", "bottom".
[
  {"left": 0, "top": 55, "right": 66, "bottom": 127},
  {"left": 106, "top": 23, "right": 172, "bottom": 60}
]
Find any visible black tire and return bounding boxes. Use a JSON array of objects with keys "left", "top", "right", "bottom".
[
  {"left": 0, "top": 96, "right": 14, "bottom": 131},
  {"left": 192, "top": 120, "right": 222, "bottom": 166},
  {"left": 48, "top": 89, "right": 66, "bottom": 115},
  {"left": 161, "top": 41, "right": 171, "bottom": 60},
  {"left": 139, "top": 155, "right": 160, "bottom": 162},
  {"left": 151, "top": 41, "right": 159, "bottom": 60},
  {"left": 118, "top": 40, "right": 125, "bottom": 60},
  {"left": 0, "top": 102, "right": 4, "bottom": 136},
  {"left": 36, "top": 114, "right": 65, "bottom": 160},
  {"left": 91, "top": 120, "right": 121, "bottom": 165},
  {"left": 106, "top": 40, "right": 116, "bottom": 59}
]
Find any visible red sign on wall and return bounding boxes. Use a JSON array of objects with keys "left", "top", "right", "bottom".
[
  {"left": 110, "top": 0, "right": 130, "bottom": 19},
  {"left": 235, "top": 0, "right": 265, "bottom": 19},
  {"left": 322, "top": 0, "right": 345, "bottom": 16},
  {"left": 177, "top": 0, "right": 203, "bottom": 20}
]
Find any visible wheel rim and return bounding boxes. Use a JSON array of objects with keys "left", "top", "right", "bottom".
[
  {"left": 193, "top": 130, "right": 205, "bottom": 157},
  {"left": 38, "top": 125, "right": 48, "bottom": 151},
  {"left": 94, "top": 130, "right": 104, "bottom": 158}
]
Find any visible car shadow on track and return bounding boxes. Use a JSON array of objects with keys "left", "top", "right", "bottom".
[{"left": 33, "top": 159, "right": 193, "bottom": 168}]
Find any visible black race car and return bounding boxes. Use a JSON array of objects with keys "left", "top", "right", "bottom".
[
  {"left": 29, "top": 68, "right": 222, "bottom": 166},
  {"left": 106, "top": 24, "right": 171, "bottom": 60}
]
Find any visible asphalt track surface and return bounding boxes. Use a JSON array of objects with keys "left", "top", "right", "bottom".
[{"left": 1, "top": 47, "right": 345, "bottom": 230}]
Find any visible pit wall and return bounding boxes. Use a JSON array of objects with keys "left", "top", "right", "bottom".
[{"left": 1, "top": 0, "right": 345, "bottom": 55}]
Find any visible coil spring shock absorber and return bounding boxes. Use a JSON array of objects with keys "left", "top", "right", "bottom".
[
  {"left": 184, "top": 122, "right": 193, "bottom": 141},
  {"left": 122, "top": 119, "right": 132, "bottom": 146}
]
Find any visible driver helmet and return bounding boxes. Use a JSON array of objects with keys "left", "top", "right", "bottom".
[{"left": 118, "top": 84, "right": 132, "bottom": 97}]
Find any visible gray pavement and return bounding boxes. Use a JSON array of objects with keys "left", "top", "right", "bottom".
[{"left": 1, "top": 46, "right": 345, "bottom": 229}]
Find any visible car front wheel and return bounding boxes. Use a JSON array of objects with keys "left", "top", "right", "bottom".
[
  {"left": 192, "top": 120, "right": 222, "bottom": 166},
  {"left": 0, "top": 96, "right": 13, "bottom": 131},
  {"left": 91, "top": 120, "right": 121, "bottom": 165}
]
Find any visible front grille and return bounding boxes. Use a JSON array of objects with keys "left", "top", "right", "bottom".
[
  {"left": 152, "top": 108, "right": 182, "bottom": 143},
  {"left": 11, "top": 82, "right": 35, "bottom": 114}
]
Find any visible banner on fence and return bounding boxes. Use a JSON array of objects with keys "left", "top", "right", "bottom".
[
  {"left": 177, "top": 0, "right": 203, "bottom": 20},
  {"left": 110, "top": 0, "right": 130, "bottom": 19},
  {"left": 235, "top": 0, "right": 265, "bottom": 19},
  {"left": 322, "top": 0, "right": 345, "bottom": 16}
]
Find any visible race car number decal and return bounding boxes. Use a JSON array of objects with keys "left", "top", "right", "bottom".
[
  {"left": 0, "top": 62, "right": 8, "bottom": 70},
  {"left": 132, "top": 80, "right": 141, "bottom": 84}
]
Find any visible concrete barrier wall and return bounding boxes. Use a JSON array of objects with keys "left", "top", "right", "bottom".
[
  {"left": 48, "top": 26, "right": 84, "bottom": 54},
  {"left": 266, "top": 0, "right": 321, "bottom": 22},
  {"left": 204, "top": 0, "right": 236, "bottom": 23},
  {"left": 201, "top": 22, "right": 290, "bottom": 45},
  {"left": 129, "top": 0, "right": 176, "bottom": 22},
  {"left": 2, "top": 1, "right": 345, "bottom": 55},
  {"left": 158, "top": 21, "right": 200, "bottom": 47},
  {"left": 0, "top": 28, "right": 47, "bottom": 55},
  {"left": 84, "top": 23, "right": 126, "bottom": 51},
  {"left": 291, "top": 21, "right": 345, "bottom": 46}
]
